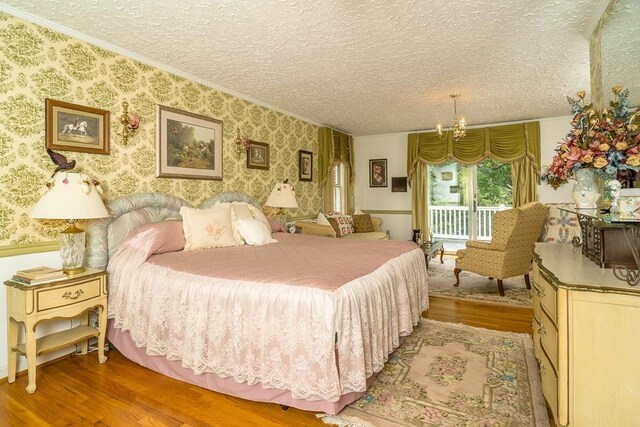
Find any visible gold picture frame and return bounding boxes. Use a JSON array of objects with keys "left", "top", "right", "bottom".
[
  {"left": 45, "top": 99, "right": 110, "bottom": 155},
  {"left": 247, "top": 140, "right": 269, "bottom": 170},
  {"left": 156, "top": 105, "right": 223, "bottom": 180}
]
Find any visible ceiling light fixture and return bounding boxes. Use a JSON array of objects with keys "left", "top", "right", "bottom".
[{"left": 436, "top": 93, "right": 466, "bottom": 142}]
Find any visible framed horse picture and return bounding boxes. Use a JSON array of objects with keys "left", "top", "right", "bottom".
[{"left": 45, "top": 99, "right": 110, "bottom": 155}]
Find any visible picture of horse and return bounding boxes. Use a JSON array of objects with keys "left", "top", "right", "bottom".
[{"left": 56, "top": 112, "right": 100, "bottom": 145}]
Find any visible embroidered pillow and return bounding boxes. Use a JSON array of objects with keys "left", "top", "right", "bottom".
[
  {"left": 326, "top": 214, "right": 354, "bottom": 237},
  {"left": 352, "top": 214, "right": 374, "bottom": 233},
  {"left": 180, "top": 205, "right": 241, "bottom": 250},
  {"left": 235, "top": 218, "right": 278, "bottom": 245}
]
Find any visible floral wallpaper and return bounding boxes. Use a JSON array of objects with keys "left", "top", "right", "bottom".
[{"left": 0, "top": 12, "right": 320, "bottom": 247}]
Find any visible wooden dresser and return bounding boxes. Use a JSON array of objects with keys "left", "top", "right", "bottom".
[{"left": 532, "top": 243, "right": 640, "bottom": 426}]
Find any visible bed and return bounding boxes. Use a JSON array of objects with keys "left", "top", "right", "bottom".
[{"left": 85, "top": 191, "right": 428, "bottom": 414}]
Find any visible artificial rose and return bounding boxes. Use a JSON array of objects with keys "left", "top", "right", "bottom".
[
  {"left": 627, "top": 154, "right": 640, "bottom": 167},
  {"left": 616, "top": 141, "right": 628, "bottom": 150},
  {"left": 598, "top": 143, "right": 610, "bottom": 151},
  {"left": 593, "top": 157, "right": 608, "bottom": 168},
  {"left": 577, "top": 90, "right": 586, "bottom": 99},
  {"left": 612, "top": 85, "right": 623, "bottom": 95},
  {"left": 588, "top": 130, "right": 597, "bottom": 138},
  {"left": 582, "top": 154, "right": 594, "bottom": 163}
]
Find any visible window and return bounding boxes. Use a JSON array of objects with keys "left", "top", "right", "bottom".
[{"left": 332, "top": 164, "right": 345, "bottom": 213}]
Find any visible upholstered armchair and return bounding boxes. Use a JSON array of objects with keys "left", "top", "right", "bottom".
[{"left": 453, "top": 202, "right": 550, "bottom": 296}]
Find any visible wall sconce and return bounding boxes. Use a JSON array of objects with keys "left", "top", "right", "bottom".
[
  {"left": 119, "top": 101, "right": 140, "bottom": 145},
  {"left": 235, "top": 127, "right": 249, "bottom": 157}
]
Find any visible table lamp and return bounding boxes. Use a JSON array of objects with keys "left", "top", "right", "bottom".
[
  {"left": 30, "top": 172, "right": 109, "bottom": 274},
  {"left": 265, "top": 180, "right": 298, "bottom": 228}
]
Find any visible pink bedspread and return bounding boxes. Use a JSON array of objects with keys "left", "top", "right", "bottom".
[
  {"left": 107, "top": 232, "right": 428, "bottom": 408},
  {"left": 147, "top": 233, "right": 419, "bottom": 290}
]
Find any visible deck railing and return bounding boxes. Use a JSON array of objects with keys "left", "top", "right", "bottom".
[{"left": 428, "top": 205, "right": 504, "bottom": 240}]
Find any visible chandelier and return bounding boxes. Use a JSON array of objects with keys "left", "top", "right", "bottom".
[{"left": 436, "top": 92, "right": 466, "bottom": 141}]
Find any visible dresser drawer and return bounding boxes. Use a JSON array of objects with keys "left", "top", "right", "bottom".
[
  {"left": 536, "top": 269, "right": 557, "bottom": 321},
  {"left": 539, "top": 311, "right": 558, "bottom": 370},
  {"left": 37, "top": 278, "right": 101, "bottom": 311},
  {"left": 540, "top": 349, "right": 558, "bottom": 424}
]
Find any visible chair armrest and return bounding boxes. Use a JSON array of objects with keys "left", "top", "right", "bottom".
[
  {"left": 465, "top": 240, "right": 502, "bottom": 251},
  {"left": 294, "top": 221, "right": 336, "bottom": 237}
]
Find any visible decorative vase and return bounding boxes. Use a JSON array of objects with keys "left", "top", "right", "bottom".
[{"left": 571, "top": 168, "right": 600, "bottom": 209}]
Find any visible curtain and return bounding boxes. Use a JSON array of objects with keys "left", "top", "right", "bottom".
[
  {"left": 411, "top": 161, "right": 429, "bottom": 237},
  {"left": 407, "top": 121, "right": 541, "bottom": 227},
  {"left": 318, "top": 127, "right": 354, "bottom": 213}
]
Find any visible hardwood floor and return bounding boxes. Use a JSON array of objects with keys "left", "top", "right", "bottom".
[{"left": 0, "top": 296, "right": 533, "bottom": 426}]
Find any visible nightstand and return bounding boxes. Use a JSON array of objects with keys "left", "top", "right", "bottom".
[{"left": 5, "top": 268, "right": 108, "bottom": 394}]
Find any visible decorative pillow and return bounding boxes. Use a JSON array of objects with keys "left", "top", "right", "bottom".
[
  {"left": 352, "top": 214, "right": 374, "bottom": 233},
  {"left": 268, "top": 218, "right": 284, "bottom": 232},
  {"left": 235, "top": 218, "right": 278, "bottom": 246},
  {"left": 325, "top": 213, "right": 354, "bottom": 234},
  {"left": 327, "top": 215, "right": 354, "bottom": 237},
  {"left": 232, "top": 202, "right": 254, "bottom": 221},
  {"left": 354, "top": 207, "right": 364, "bottom": 215},
  {"left": 180, "top": 205, "right": 241, "bottom": 250},
  {"left": 247, "top": 204, "right": 272, "bottom": 232},
  {"left": 121, "top": 220, "right": 185, "bottom": 255},
  {"left": 317, "top": 212, "right": 331, "bottom": 226}
]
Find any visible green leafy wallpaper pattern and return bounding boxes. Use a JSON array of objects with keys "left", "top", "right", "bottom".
[{"left": 0, "top": 13, "right": 320, "bottom": 247}]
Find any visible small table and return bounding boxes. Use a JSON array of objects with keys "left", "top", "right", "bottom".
[
  {"left": 420, "top": 241, "right": 445, "bottom": 268},
  {"left": 5, "top": 268, "right": 108, "bottom": 394}
]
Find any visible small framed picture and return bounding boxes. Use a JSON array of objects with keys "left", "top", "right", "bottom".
[
  {"left": 298, "top": 150, "right": 313, "bottom": 181},
  {"left": 45, "top": 99, "right": 110, "bottom": 154},
  {"left": 391, "top": 177, "right": 407, "bottom": 192},
  {"left": 369, "top": 159, "right": 387, "bottom": 187},
  {"left": 441, "top": 171, "right": 453, "bottom": 181},
  {"left": 156, "top": 105, "right": 223, "bottom": 180},
  {"left": 247, "top": 140, "right": 269, "bottom": 170}
]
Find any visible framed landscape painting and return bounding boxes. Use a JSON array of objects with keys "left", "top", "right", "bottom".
[
  {"left": 45, "top": 99, "right": 110, "bottom": 154},
  {"left": 298, "top": 150, "right": 313, "bottom": 181},
  {"left": 369, "top": 159, "right": 387, "bottom": 187},
  {"left": 247, "top": 140, "right": 269, "bottom": 170},
  {"left": 156, "top": 105, "right": 223, "bottom": 180}
]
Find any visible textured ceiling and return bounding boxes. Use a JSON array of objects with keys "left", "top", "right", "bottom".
[{"left": 2, "top": 0, "right": 601, "bottom": 136}]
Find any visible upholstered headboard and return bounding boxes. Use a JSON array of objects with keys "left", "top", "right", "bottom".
[
  {"left": 84, "top": 191, "right": 261, "bottom": 270},
  {"left": 199, "top": 191, "right": 260, "bottom": 209}
]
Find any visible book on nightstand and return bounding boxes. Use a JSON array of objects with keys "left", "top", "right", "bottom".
[
  {"left": 9, "top": 274, "right": 68, "bottom": 286},
  {"left": 15, "top": 266, "right": 65, "bottom": 281}
]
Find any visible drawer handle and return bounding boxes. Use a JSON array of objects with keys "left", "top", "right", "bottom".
[
  {"left": 538, "top": 325, "right": 547, "bottom": 336},
  {"left": 62, "top": 289, "right": 84, "bottom": 300},
  {"left": 535, "top": 285, "right": 546, "bottom": 297},
  {"left": 540, "top": 361, "right": 547, "bottom": 376}
]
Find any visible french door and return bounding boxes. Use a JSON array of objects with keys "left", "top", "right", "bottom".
[{"left": 428, "top": 159, "right": 512, "bottom": 241}]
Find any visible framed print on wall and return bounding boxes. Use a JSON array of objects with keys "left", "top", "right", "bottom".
[
  {"left": 391, "top": 177, "right": 407, "bottom": 192},
  {"left": 247, "top": 140, "right": 269, "bottom": 170},
  {"left": 298, "top": 150, "right": 313, "bottom": 181},
  {"left": 156, "top": 105, "right": 223, "bottom": 180},
  {"left": 369, "top": 159, "right": 387, "bottom": 187},
  {"left": 45, "top": 99, "right": 110, "bottom": 155}
]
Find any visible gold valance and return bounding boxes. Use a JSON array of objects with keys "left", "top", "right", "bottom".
[
  {"left": 407, "top": 121, "right": 541, "bottom": 181},
  {"left": 318, "top": 127, "right": 354, "bottom": 186}
]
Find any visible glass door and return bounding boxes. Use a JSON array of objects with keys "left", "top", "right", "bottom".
[{"left": 428, "top": 159, "right": 512, "bottom": 242}]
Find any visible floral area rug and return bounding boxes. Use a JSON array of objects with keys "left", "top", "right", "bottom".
[
  {"left": 427, "top": 257, "right": 532, "bottom": 306},
  {"left": 320, "top": 319, "right": 549, "bottom": 427}
]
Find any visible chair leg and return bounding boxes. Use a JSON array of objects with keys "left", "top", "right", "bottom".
[
  {"left": 497, "top": 279, "right": 505, "bottom": 296},
  {"left": 524, "top": 273, "right": 531, "bottom": 289},
  {"left": 453, "top": 268, "right": 461, "bottom": 287}
]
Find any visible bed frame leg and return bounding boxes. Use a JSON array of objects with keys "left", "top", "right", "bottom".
[{"left": 280, "top": 405, "right": 289, "bottom": 411}]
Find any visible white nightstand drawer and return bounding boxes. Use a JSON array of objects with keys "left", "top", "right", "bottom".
[
  {"left": 539, "top": 310, "right": 558, "bottom": 370},
  {"left": 37, "top": 278, "right": 101, "bottom": 311}
]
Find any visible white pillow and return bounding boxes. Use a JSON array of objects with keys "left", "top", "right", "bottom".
[
  {"left": 354, "top": 207, "right": 364, "bottom": 215},
  {"left": 317, "top": 212, "right": 331, "bottom": 226},
  {"left": 180, "top": 205, "right": 242, "bottom": 250},
  {"left": 231, "top": 202, "right": 254, "bottom": 220},
  {"left": 235, "top": 218, "right": 278, "bottom": 246},
  {"left": 247, "top": 204, "right": 271, "bottom": 231}
]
